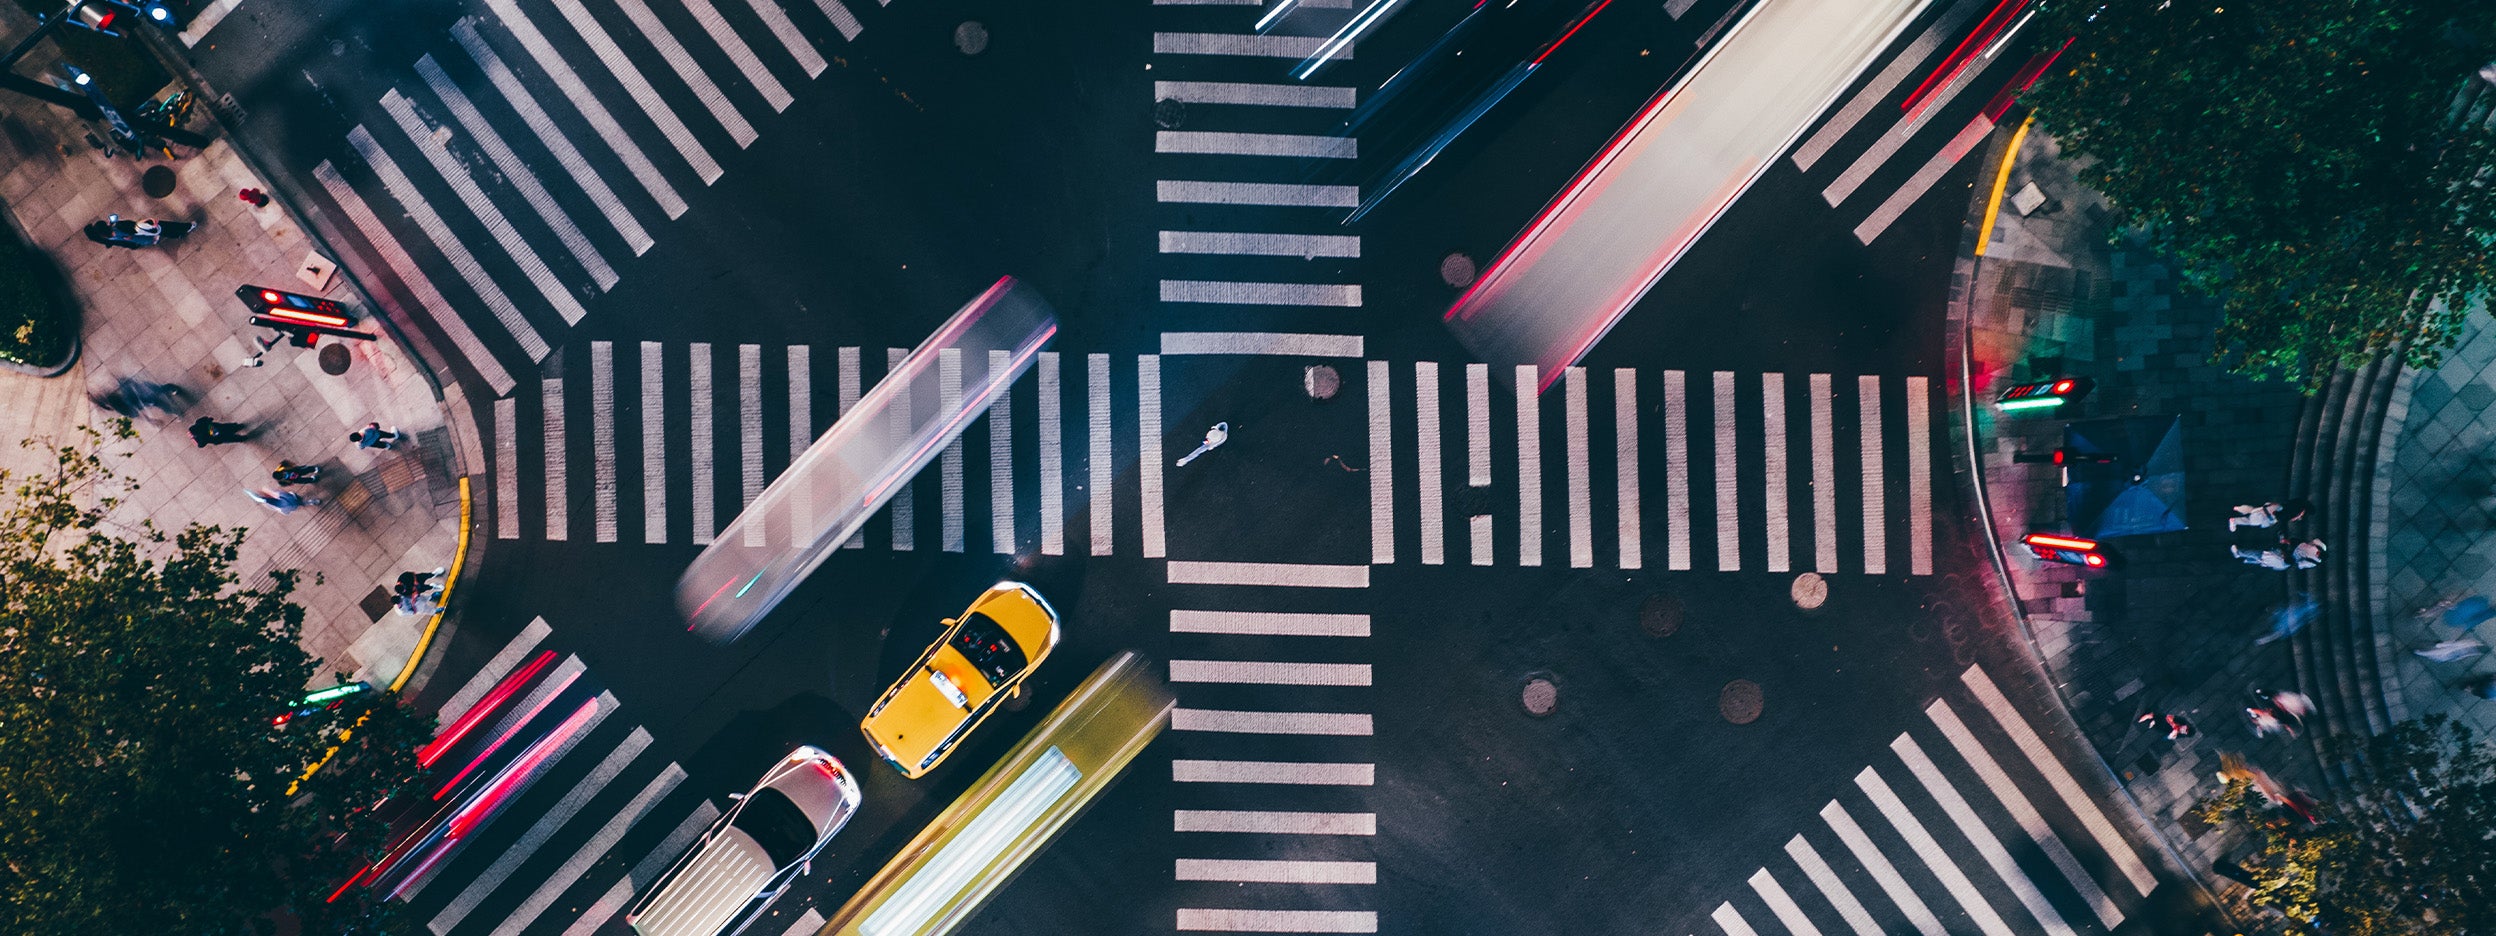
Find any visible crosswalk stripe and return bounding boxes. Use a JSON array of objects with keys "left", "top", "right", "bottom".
[
  {"left": 412, "top": 56, "right": 618, "bottom": 291},
  {"left": 1157, "top": 180, "right": 1359, "bottom": 207},
  {"left": 1563, "top": 367, "right": 1592, "bottom": 568},
  {"left": 1171, "top": 609, "right": 1369, "bottom": 637},
  {"left": 1960, "top": 666, "right": 2159, "bottom": 895},
  {"left": 1926, "top": 700, "right": 2124, "bottom": 929},
  {"left": 592, "top": 342, "right": 618, "bottom": 542},
  {"left": 450, "top": 20, "right": 668, "bottom": 240},
  {"left": 1784, "top": 835, "right": 1884, "bottom": 936},
  {"left": 176, "top": 0, "right": 240, "bottom": 47},
  {"left": 1173, "top": 708, "right": 1373, "bottom": 735},
  {"left": 1155, "top": 80, "right": 1358, "bottom": 108},
  {"left": 1039, "top": 351, "right": 1064, "bottom": 555},
  {"left": 1664, "top": 369, "right": 1690, "bottom": 570},
  {"left": 739, "top": 0, "right": 828, "bottom": 77},
  {"left": 428, "top": 701, "right": 634, "bottom": 934},
  {"left": 1469, "top": 513, "right": 1493, "bottom": 566},
  {"left": 1156, "top": 130, "right": 1357, "bottom": 158},
  {"left": 1140, "top": 354, "right": 1166, "bottom": 557},
  {"left": 1176, "top": 858, "right": 1375, "bottom": 884},
  {"left": 1762, "top": 372, "right": 1790, "bottom": 572},
  {"left": 680, "top": 0, "right": 795, "bottom": 111},
  {"left": 1159, "top": 230, "right": 1362, "bottom": 257},
  {"left": 1856, "top": 766, "right": 2017, "bottom": 936},
  {"left": 811, "top": 0, "right": 864, "bottom": 41},
  {"left": 452, "top": 16, "right": 689, "bottom": 218},
  {"left": 1714, "top": 370, "right": 1739, "bottom": 571},
  {"left": 377, "top": 91, "right": 592, "bottom": 326},
  {"left": 1515, "top": 365, "right": 1542, "bottom": 568},
  {"left": 312, "top": 161, "right": 516, "bottom": 395},
  {"left": 1466, "top": 363, "right": 1490, "bottom": 487},
  {"left": 1416, "top": 362, "right": 1445, "bottom": 566},
  {"left": 1161, "top": 332, "right": 1363, "bottom": 357},
  {"left": 1169, "top": 560, "right": 1368, "bottom": 588},
  {"left": 1710, "top": 903, "right": 1761, "bottom": 936},
  {"left": 887, "top": 348, "right": 914, "bottom": 551},
  {"left": 1791, "top": 0, "right": 1986, "bottom": 171},
  {"left": 1615, "top": 368, "right": 1641, "bottom": 570},
  {"left": 741, "top": 345, "right": 766, "bottom": 546},
  {"left": 344, "top": 127, "right": 551, "bottom": 361},
  {"left": 1855, "top": 115, "right": 1994, "bottom": 244},
  {"left": 1858, "top": 376, "right": 1885, "bottom": 574},
  {"left": 438, "top": 616, "right": 552, "bottom": 722},
  {"left": 1891, "top": 734, "right": 2074, "bottom": 936},
  {"left": 1176, "top": 909, "right": 1376, "bottom": 933},
  {"left": 778, "top": 910, "right": 827, "bottom": 936},
  {"left": 1088, "top": 353, "right": 1112, "bottom": 556},
  {"left": 1906, "top": 376, "right": 1931, "bottom": 574},
  {"left": 536, "top": 0, "right": 727, "bottom": 179},
  {"left": 487, "top": 762, "right": 686, "bottom": 936},
  {"left": 992, "top": 349, "right": 1016, "bottom": 554},
  {"left": 1172, "top": 759, "right": 1374, "bottom": 785},
  {"left": 628, "top": 800, "right": 723, "bottom": 889},
  {"left": 1160, "top": 280, "right": 1363, "bottom": 306},
  {"left": 642, "top": 342, "right": 667, "bottom": 544},
  {"left": 790, "top": 346, "right": 814, "bottom": 544},
  {"left": 1175, "top": 810, "right": 1375, "bottom": 835},
  {"left": 1370, "top": 361, "right": 1394, "bottom": 564},
  {"left": 495, "top": 396, "right": 520, "bottom": 539},
  {"left": 544, "top": 377, "right": 569, "bottom": 541},
  {"left": 939, "top": 348, "right": 966, "bottom": 552},
  {"left": 831, "top": 346, "right": 860, "bottom": 548},
  {"left": 1153, "top": 32, "right": 1351, "bottom": 60},
  {"left": 603, "top": 0, "right": 759, "bottom": 147},
  {"left": 690, "top": 344, "right": 716, "bottom": 544},
  {"left": 1820, "top": 800, "right": 1948, "bottom": 936},
  {"left": 1810, "top": 374, "right": 1837, "bottom": 573},
  {"left": 1169, "top": 660, "right": 1372, "bottom": 686},
  {"left": 1746, "top": 868, "right": 1824, "bottom": 936},
  {"left": 558, "top": 877, "right": 633, "bottom": 936}
]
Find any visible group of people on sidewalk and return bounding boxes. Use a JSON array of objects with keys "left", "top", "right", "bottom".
[{"left": 2225, "top": 499, "right": 2327, "bottom": 570}]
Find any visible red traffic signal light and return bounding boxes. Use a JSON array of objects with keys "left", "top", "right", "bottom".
[
  {"left": 237, "top": 284, "right": 353, "bottom": 327},
  {"left": 1997, "top": 376, "right": 2094, "bottom": 412},
  {"left": 2021, "top": 532, "right": 2110, "bottom": 568}
]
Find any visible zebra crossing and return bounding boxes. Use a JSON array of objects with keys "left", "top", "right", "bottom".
[{"left": 1701, "top": 665, "right": 2162, "bottom": 936}]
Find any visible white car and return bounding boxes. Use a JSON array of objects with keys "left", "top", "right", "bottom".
[{"left": 628, "top": 746, "right": 863, "bottom": 936}]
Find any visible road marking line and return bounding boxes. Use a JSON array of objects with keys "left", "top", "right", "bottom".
[
  {"left": 1465, "top": 363, "right": 1491, "bottom": 487},
  {"left": 1961, "top": 666, "right": 2160, "bottom": 895},
  {"left": 1928, "top": 700, "right": 2124, "bottom": 929},
  {"left": 940, "top": 348, "right": 965, "bottom": 553},
  {"left": 1140, "top": 354, "right": 1165, "bottom": 557},
  {"left": 177, "top": 0, "right": 240, "bottom": 47},
  {"left": 494, "top": 396, "right": 519, "bottom": 539},
  {"left": 1161, "top": 280, "right": 1362, "bottom": 307},
  {"left": 1859, "top": 376, "right": 1886, "bottom": 574},
  {"left": 1856, "top": 115, "right": 1995, "bottom": 244},
  {"left": 1821, "top": 800, "right": 1949, "bottom": 936},
  {"left": 1763, "top": 372, "right": 1789, "bottom": 572},
  {"left": 690, "top": 344, "right": 715, "bottom": 545},
  {"left": 1156, "top": 180, "right": 1358, "bottom": 207},
  {"left": 1155, "top": 80, "right": 1357, "bottom": 108},
  {"left": 1470, "top": 514, "right": 1493, "bottom": 566},
  {"left": 1857, "top": 766, "right": 2019, "bottom": 936},
  {"left": 1563, "top": 367, "right": 1592, "bottom": 568},
  {"left": 412, "top": 57, "right": 617, "bottom": 290},
  {"left": 740, "top": 0, "right": 828, "bottom": 77},
  {"left": 1170, "top": 660, "right": 1372, "bottom": 686},
  {"left": 811, "top": 0, "right": 863, "bottom": 40},
  {"left": 603, "top": 0, "right": 759, "bottom": 146},
  {"left": 448, "top": 22, "right": 659, "bottom": 249},
  {"left": 1791, "top": 0, "right": 1986, "bottom": 170},
  {"left": 1417, "top": 363, "right": 1445, "bottom": 565},
  {"left": 835, "top": 346, "right": 863, "bottom": 548},
  {"left": 542, "top": 377, "right": 568, "bottom": 541},
  {"left": 1167, "top": 560, "right": 1368, "bottom": 588},
  {"left": 991, "top": 349, "right": 1016, "bottom": 554},
  {"left": 312, "top": 161, "right": 514, "bottom": 394},
  {"left": 1160, "top": 331, "right": 1363, "bottom": 357},
  {"left": 487, "top": 762, "right": 685, "bottom": 936},
  {"left": 741, "top": 345, "right": 765, "bottom": 547},
  {"left": 888, "top": 348, "right": 914, "bottom": 551},
  {"left": 427, "top": 702, "right": 630, "bottom": 932},
  {"left": 1785, "top": 835, "right": 1884, "bottom": 936},
  {"left": 790, "top": 346, "right": 813, "bottom": 545},
  {"left": 1664, "top": 369, "right": 1690, "bottom": 570},
  {"left": 342, "top": 129, "right": 550, "bottom": 361},
  {"left": 534, "top": 0, "right": 726, "bottom": 179},
  {"left": 1039, "top": 351, "right": 1063, "bottom": 556},
  {"left": 1177, "top": 910, "right": 1376, "bottom": 933},
  {"left": 1157, "top": 130, "right": 1357, "bottom": 158},
  {"left": 1173, "top": 708, "right": 1373, "bottom": 735},
  {"left": 675, "top": 0, "right": 795, "bottom": 112},
  {"left": 1710, "top": 903, "right": 1761, "bottom": 936},
  {"left": 1907, "top": 376, "right": 1931, "bottom": 575},
  {"left": 437, "top": 616, "right": 551, "bottom": 723},
  {"left": 1153, "top": 32, "right": 1351, "bottom": 59},
  {"left": 376, "top": 93, "right": 590, "bottom": 325},
  {"left": 1615, "top": 368, "right": 1641, "bottom": 570},
  {"left": 627, "top": 801, "right": 721, "bottom": 889},
  {"left": 1894, "top": 734, "right": 2075, "bottom": 936},
  {"left": 558, "top": 878, "right": 632, "bottom": 936},
  {"left": 642, "top": 342, "right": 667, "bottom": 543},
  {"left": 591, "top": 342, "right": 618, "bottom": 542},
  {"left": 1175, "top": 810, "right": 1375, "bottom": 835},
  {"left": 1176, "top": 858, "right": 1375, "bottom": 884},
  {"left": 452, "top": 17, "right": 687, "bottom": 218},
  {"left": 1747, "top": 868, "right": 1825, "bottom": 936},
  {"left": 1089, "top": 353, "right": 1112, "bottom": 556},
  {"left": 1160, "top": 230, "right": 1361, "bottom": 257},
  {"left": 1371, "top": 360, "right": 1394, "bottom": 564},
  {"left": 1823, "top": 52, "right": 1983, "bottom": 207},
  {"left": 1516, "top": 365, "right": 1542, "bottom": 568},
  {"left": 1811, "top": 374, "right": 1837, "bottom": 573},
  {"left": 1172, "top": 760, "right": 1374, "bottom": 786},
  {"left": 778, "top": 910, "right": 826, "bottom": 936},
  {"left": 1715, "top": 370, "right": 1739, "bottom": 571},
  {"left": 1171, "top": 610, "right": 1369, "bottom": 637}
]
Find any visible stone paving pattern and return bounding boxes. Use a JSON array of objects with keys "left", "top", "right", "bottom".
[{"left": 2377, "top": 304, "right": 2496, "bottom": 733}]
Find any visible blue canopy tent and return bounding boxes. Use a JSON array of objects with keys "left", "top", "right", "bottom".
[{"left": 2063, "top": 415, "right": 2187, "bottom": 538}]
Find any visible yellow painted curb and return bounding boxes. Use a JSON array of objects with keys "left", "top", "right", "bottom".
[{"left": 1974, "top": 115, "right": 2035, "bottom": 258}]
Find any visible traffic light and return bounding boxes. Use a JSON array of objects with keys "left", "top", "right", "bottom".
[
  {"left": 2021, "top": 532, "right": 2110, "bottom": 568},
  {"left": 237, "top": 284, "right": 377, "bottom": 341},
  {"left": 273, "top": 681, "right": 372, "bottom": 726},
  {"left": 64, "top": 0, "right": 141, "bottom": 36},
  {"left": 1996, "top": 376, "right": 2093, "bottom": 412}
]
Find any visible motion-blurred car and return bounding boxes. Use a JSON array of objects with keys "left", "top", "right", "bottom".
[
  {"left": 628, "top": 747, "right": 863, "bottom": 936},
  {"left": 860, "top": 582, "right": 1062, "bottom": 779}
]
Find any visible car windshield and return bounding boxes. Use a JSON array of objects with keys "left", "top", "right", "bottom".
[
  {"left": 951, "top": 612, "right": 1029, "bottom": 687},
  {"left": 731, "top": 786, "right": 818, "bottom": 869}
]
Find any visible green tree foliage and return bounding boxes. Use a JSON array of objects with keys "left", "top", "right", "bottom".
[
  {"left": 2197, "top": 716, "right": 2496, "bottom": 934},
  {"left": 0, "top": 429, "right": 433, "bottom": 935},
  {"left": 2023, "top": 0, "right": 2496, "bottom": 386}
]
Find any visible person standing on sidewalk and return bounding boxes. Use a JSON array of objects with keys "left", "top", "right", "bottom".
[
  {"left": 349, "top": 422, "right": 400, "bottom": 451},
  {"left": 2290, "top": 538, "right": 2328, "bottom": 569},
  {"left": 2228, "top": 499, "right": 2310, "bottom": 532},
  {"left": 271, "top": 460, "right": 322, "bottom": 485},
  {"left": 189, "top": 416, "right": 248, "bottom": 447},
  {"left": 2232, "top": 544, "right": 2292, "bottom": 570},
  {"left": 246, "top": 489, "right": 321, "bottom": 514}
]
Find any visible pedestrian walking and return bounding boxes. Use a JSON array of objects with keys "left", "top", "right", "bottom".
[
  {"left": 271, "top": 460, "right": 322, "bottom": 486},
  {"left": 350, "top": 422, "right": 401, "bottom": 450},
  {"left": 2228, "top": 499, "right": 2311, "bottom": 532},
  {"left": 2137, "top": 711, "right": 2196, "bottom": 740},
  {"left": 2416, "top": 638, "right": 2490, "bottom": 663},
  {"left": 1174, "top": 422, "right": 1229, "bottom": 467},
  {"left": 2232, "top": 545, "right": 2291, "bottom": 570},
  {"left": 2255, "top": 598, "right": 2318, "bottom": 646},
  {"left": 237, "top": 187, "right": 270, "bottom": 208},
  {"left": 189, "top": 416, "right": 247, "bottom": 447},
  {"left": 2465, "top": 675, "right": 2496, "bottom": 701},
  {"left": 2266, "top": 690, "right": 2316, "bottom": 730},
  {"left": 246, "top": 488, "right": 321, "bottom": 514},
  {"left": 2427, "top": 594, "right": 2496, "bottom": 631},
  {"left": 2290, "top": 538, "right": 2327, "bottom": 570},
  {"left": 2246, "top": 706, "right": 2290, "bottom": 738}
]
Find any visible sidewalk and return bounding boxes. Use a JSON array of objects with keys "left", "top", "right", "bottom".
[{"left": 0, "top": 28, "right": 469, "bottom": 693}]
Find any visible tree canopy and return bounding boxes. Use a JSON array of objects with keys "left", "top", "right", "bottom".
[
  {"left": 2023, "top": 0, "right": 2496, "bottom": 386},
  {"left": 0, "top": 429, "right": 433, "bottom": 935}
]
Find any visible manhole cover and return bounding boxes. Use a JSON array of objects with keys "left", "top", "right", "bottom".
[
  {"left": 1153, "top": 97, "right": 1187, "bottom": 129},
  {"left": 1304, "top": 364, "right": 1340, "bottom": 400},
  {"left": 1522, "top": 676, "right": 1558, "bottom": 716},
  {"left": 1640, "top": 593, "right": 1682, "bottom": 637},
  {"left": 1440, "top": 252, "right": 1477, "bottom": 288},
  {"left": 318, "top": 342, "right": 352, "bottom": 375},
  {"left": 1791, "top": 572, "right": 1828, "bottom": 610},
  {"left": 954, "top": 21, "right": 989, "bottom": 55},
  {"left": 141, "top": 166, "right": 176, "bottom": 199},
  {"left": 1720, "top": 679, "right": 1764, "bottom": 724}
]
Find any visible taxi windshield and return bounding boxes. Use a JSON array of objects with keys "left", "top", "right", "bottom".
[{"left": 951, "top": 612, "right": 1029, "bottom": 687}]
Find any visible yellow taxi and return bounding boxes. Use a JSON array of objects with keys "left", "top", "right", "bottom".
[{"left": 860, "top": 582, "right": 1062, "bottom": 778}]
